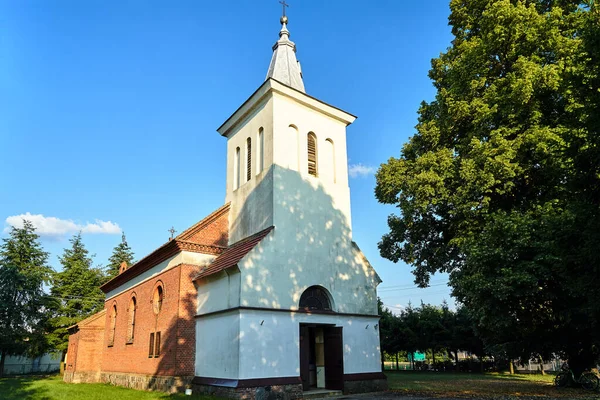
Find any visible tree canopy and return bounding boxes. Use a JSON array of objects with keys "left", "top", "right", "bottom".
[
  {"left": 0, "top": 221, "right": 53, "bottom": 376},
  {"left": 376, "top": 0, "right": 599, "bottom": 370},
  {"left": 46, "top": 233, "right": 106, "bottom": 356}
]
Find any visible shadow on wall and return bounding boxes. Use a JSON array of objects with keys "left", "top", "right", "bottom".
[
  {"left": 220, "top": 165, "right": 381, "bottom": 378},
  {"left": 151, "top": 267, "right": 198, "bottom": 390},
  {"left": 231, "top": 165, "right": 378, "bottom": 314}
]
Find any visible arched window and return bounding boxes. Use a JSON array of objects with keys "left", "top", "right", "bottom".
[
  {"left": 153, "top": 284, "right": 164, "bottom": 315},
  {"left": 307, "top": 132, "right": 318, "bottom": 177},
  {"left": 108, "top": 304, "right": 117, "bottom": 346},
  {"left": 323, "top": 138, "right": 336, "bottom": 183},
  {"left": 246, "top": 137, "right": 252, "bottom": 182},
  {"left": 286, "top": 125, "right": 299, "bottom": 171},
  {"left": 299, "top": 286, "right": 332, "bottom": 311},
  {"left": 127, "top": 296, "right": 136, "bottom": 343},
  {"left": 257, "top": 128, "right": 264, "bottom": 175},
  {"left": 234, "top": 146, "right": 241, "bottom": 189}
]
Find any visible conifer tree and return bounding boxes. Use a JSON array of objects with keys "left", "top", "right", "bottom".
[
  {"left": 106, "top": 232, "right": 135, "bottom": 279},
  {"left": 0, "top": 220, "right": 53, "bottom": 377},
  {"left": 47, "top": 233, "right": 105, "bottom": 359}
]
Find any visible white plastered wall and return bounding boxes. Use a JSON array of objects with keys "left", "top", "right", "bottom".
[
  {"left": 225, "top": 96, "right": 275, "bottom": 244},
  {"left": 238, "top": 309, "right": 381, "bottom": 379},
  {"left": 194, "top": 309, "right": 381, "bottom": 380},
  {"left": 195, "top": 310, "right": 240, "bottom": 379},
  {"left": 196, "top": 268, "right": 241, "bottom": 315},
  {"left": 238, "top": 227, "right": 379, "bottom": 315}
]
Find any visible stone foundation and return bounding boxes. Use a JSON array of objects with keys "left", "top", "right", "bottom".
[
  {"left": 63, "top": 371, "right": 102, "bottom": 384},
  {"left": 192, "top": 383, "right": 303, "bottom": 400},
  {"left": 102, "top": 372, "right": 193, "bottom": 393}
]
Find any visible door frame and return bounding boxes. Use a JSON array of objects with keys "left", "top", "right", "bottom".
[{"left": 299, "top": 323, "right": 343, "bottom": 391}]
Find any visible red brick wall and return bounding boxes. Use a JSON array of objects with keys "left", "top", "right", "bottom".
[
  {"left": 65, "top": 331, "right": 79, "bottom": 373},
  {"left": 100, "top": 263, "right": 199, "bottom": 377},
  {"left": 186, "top": 207, "right": 229, "bottom": 247},
  {"left": 65, "top": 311, "right": 106, "bottom": 374}
]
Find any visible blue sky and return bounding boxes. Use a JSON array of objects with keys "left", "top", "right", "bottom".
[{"left": 0, "top": 1, "right": 455, "bottom": 312}]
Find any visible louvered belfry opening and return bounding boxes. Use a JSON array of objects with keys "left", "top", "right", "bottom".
[
  {"left": 246, "top": 137, "right": 252, "bottom": 182},
  {"left": 307, "top": 132, "right": 317, "bottom": 176}
]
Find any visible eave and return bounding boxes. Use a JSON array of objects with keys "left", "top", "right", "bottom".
[{"left": 217, "top": 78, "right": 357, "bottom": 137}]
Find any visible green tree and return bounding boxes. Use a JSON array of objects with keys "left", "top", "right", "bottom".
[
  {"left": 106, "top": 232, "right": 135, "bottom": 279},
  {"left": 375, "top": 0, "right": 599, "bottom": 372},
  {"left": 0, "top": 221, "right": 53, "bottom": 377},
  {"left": 47, "top": 233, "right": 105, "bottom": 359}
]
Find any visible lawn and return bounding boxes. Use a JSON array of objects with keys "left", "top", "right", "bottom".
[
  {"left": 386, "top": 370, "right": 599, "bottom": 398},
  {"left": 2, "top": 372, "right": 599, "bottom": 399},
  {"left": 0, "top": 375, "right": 220, "bottom": 400}
]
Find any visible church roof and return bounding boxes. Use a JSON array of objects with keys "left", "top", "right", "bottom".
[
  {"left": 100, "top": 204, "right": 230, "bottom": 294},
  {"left": 265, "top": 15, "right": 305, "bottom": 92},
  {"left": 193, "top": 226, "right": 274, "bottom": 282}
]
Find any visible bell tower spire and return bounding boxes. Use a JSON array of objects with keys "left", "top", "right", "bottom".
[{"left": 265, "top": 2, "right": 306, "bottom": 92}]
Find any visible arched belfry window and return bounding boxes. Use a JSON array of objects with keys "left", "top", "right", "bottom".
[
  {"left": 246, "top": 137, "right": 252, "bottom": 182},
  {"left": 257, "top": 128, "right": 264, "bottom": 175},
  {"left": 299, "top": 286, "right": 332, "bottom": 311},
  {"left": 234, "top": 147, "right": 241, "bottom": 189},
  {"left": 324, "top": 138, "right": 336, "bottom": 183},
  {"left": 307, "top": 132, "right": 318, "bottom": 177}
]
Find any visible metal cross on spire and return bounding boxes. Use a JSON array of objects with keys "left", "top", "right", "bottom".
[
  {"left": 168, "top": 226, "right": 177, "bottom": 240},
  {"left": 279, "top": 0, "right": 289, "bottom": 17}
]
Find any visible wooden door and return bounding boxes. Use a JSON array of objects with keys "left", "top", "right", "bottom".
[
  {"left": 324, "top": 327, "right": 344, "bottom": 390},
  {"left": 299, "top": 326, "right": 311, "bottom": 391}
]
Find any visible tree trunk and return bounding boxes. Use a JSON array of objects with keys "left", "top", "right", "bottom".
[
  {"left": 411, "top": 352, "right": 415, "bottom": 370},
  {"left": 538, "top": 356, "right": 545, "bottom": 375},
  {"left": 432, "top": 349, "right": 436, "bottom": 369},
  {"left": 0, "top": 349, "right": 6, "bottom": 378},
  {"left": 509, "top": 360, "right": 515, "bottom": 375},
  {"left": 395, "top": 353, "right": 399, "bottom": 371}
]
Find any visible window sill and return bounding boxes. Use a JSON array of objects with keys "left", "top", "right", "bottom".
[
  {"left": 126, "top": 340, "right": 134, "bottom": 345},
  {"left": 108, "top": 344, "right": 114, "bottom": 348}
]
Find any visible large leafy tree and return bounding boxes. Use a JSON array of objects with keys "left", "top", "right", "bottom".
[
  {"left": 0, "top": 221, "right": 53, "bottom": 377},
  {"left": 376, "top": 0, "right": 599, "bottom": 371},
  {"left": 47, "top": 233, "right": 106, "bottom": 358},
  {"left": 106, "top": 232, "right": 135, "bottom": 279}
]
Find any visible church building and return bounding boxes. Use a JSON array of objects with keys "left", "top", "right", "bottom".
[{"left": 64, "top": 11, "right": 386, "bottom": 398}]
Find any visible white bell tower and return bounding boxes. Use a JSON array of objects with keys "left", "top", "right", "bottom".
[{"left": 218, "top": 14, "right": 356, "bottom": 245}]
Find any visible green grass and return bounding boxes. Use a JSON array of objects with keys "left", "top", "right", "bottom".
[
  {"left": 0, "top": 375, "right": 221, "bottom": 400},
  {"left": 385, "top": 370, "right": 598, "bottom": 398}
]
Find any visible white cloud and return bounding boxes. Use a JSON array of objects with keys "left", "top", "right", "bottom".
[
  {"left": 4, "top": 213, "right": 121, "bottom": 237},
  {"left": 348, "top": 163, "right": 376, "bottom": 178}
]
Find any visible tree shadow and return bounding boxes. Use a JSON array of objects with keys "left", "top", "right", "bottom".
[{"left": 0, "top": 377, "right": 50, "bottom": 400}]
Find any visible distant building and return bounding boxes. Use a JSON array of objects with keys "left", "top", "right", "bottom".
[{"left": 2, "top": 353, "right": 60, "bottom": 375}]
